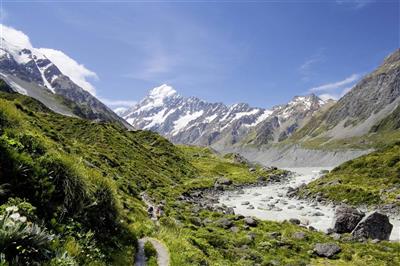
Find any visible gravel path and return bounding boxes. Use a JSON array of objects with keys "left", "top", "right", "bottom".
[{"left": 135, "top": 237, "right": 170, "bottom": 266}]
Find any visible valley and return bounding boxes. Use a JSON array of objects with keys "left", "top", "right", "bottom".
[{"left": 0, "top": 17, "right": 399, "bottom": 266}]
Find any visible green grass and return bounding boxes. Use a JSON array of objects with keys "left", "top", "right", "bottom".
[
  {"left": 0, "top": 88, "right": 399, "bottom": 265},
  {"left": 300, "top": 142, "right": 400, "bottom": 206}
]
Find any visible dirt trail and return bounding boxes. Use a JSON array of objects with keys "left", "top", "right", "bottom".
[{"left": 134, "top": 193, "right": 170, "bottom": 265}]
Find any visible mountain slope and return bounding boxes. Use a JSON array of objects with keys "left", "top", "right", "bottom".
[
  {"left": 122, "top": 84, "right": 328, "bottom": 147},
  {"left": 0, "top": 25, "right": 131, "bottom": 128},
  {"left": 292, "top": 49, "right": 400, "bottom": 145}
]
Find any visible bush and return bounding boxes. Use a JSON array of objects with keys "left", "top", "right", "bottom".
[
  {"left": 144, "top": 241, "right": 157, "bottom": 260},
  {"left": 0, "top": 207, "right": 54, "bottom": 264}
]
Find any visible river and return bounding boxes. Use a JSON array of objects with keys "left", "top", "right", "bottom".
[{"left": 218, "top": 167, "right": 400, "bottom": 241}]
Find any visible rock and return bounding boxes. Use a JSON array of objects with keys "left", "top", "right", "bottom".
[
  {"left": 292, "top": 231, "right": 307, "bottom": 240},
  {"left": 237, "top": 189, "right": 245, "bottom": 194},
  {"left": 190, "top": 217, "right": 203, "bottom": 226},
  {"left": 253, "top": 192, "right": 261, "bottom": 196},
  {"left": 289, "top": 218, "right": 301, "bottom": 225},
  {"left": 257, "top": 176, "right": 267, "bottom": 182},
  {"left": 352, "top": 212, "right": 393, "bottom": 240},
  {"left": 216, "top": 218, "right": 233, "bottom": 229},
  {"left": 314, "top": 243, "right": 341, "bottom": 258},
  {"left": 371, "top": 239, "right": 381, "bottom": 244},
  {"left": 241, "top": 201, "right": 250, "bottom": 205},
  {"left": 300, "top": 218, "right": 309, "bottom": 226},
  {"left": 215, "top": 177, "right": 233, "bottom": 186},
  {"left": 249, "top": 168, "right": 256, "bottom": 172},
  {"left": 313, "top": 211, "right": 324, "bottom": 217},
  {"left": 267, "top": 232, "right": 281, "bottom": 238},
  {"left": 246, "top": 205, "right": 255, "bottom": 210},
  {"left": 287, "top": 205, "right": 296, "bottom": 209},
  {"left": 246, "top": 232, "right": 256, "bottom": 242},
  {"left": 333, "top": 206, "right": 365, "bottom": 233},
  {"left": 225, "top": 207, "right": 235, "bottom": 215},
  {"left": 234, "top": 215, "right": 245, "bottom": 221},
  {"left": 230, "top": 226, "right": 240, "bottom": 233},
  {"left": 330, "top": 233, "right": 341, "bottom": 240},
  {"left": 244, "top": 217, "right": 258, "bottom": 227},
  {"left": 232, "top": 153, "right": 249, "bottom": 165},
  {"left": 308, "top": 226, "right": 316, "bottom": 231}
]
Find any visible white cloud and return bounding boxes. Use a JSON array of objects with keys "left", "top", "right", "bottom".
[
  {"left": 299, "top": 49, "right": 325, "bottom": 81},
  {"left": 336, "top": 0, "right": 375, "bottom": 9},
  {"left": 1, "top": 24, "right": 33, "bottom": 49},
  {"left": 0, "top": 24, "right": 98, "bottom": 95},
  {"left": 99, "top": 98, "right": 137, "bottom": 107},
  {"left": 310, "top": 74, "right": 361, "bottom": 92},
  {"left": 38, "top": 48, "right": 98, "bottom": 95}
]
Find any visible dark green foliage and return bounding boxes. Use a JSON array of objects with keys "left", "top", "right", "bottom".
[{"left": 0, "top": 211, "right": 54, "bottom": 264}]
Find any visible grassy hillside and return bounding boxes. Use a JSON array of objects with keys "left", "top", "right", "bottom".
[
  {"left": 0, "top": 88, "right": 399, "bottom": 265},
  {"left": 299, "top": 142, "right": 400, "bottom": 206},
  {"left": 0, "top": 89, "right": 196, "bottom": 264}
]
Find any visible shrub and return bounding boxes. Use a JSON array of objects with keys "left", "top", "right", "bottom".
[
  {"left": 0, "top": 207, "right": 54, "bottom": 264},
  {"left": 144, "top": 241, "right": 157, "bottom": 260}
]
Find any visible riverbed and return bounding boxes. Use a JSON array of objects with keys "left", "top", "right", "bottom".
[{"left": 218, "top": 167, "right": 400, "bottom": 241}]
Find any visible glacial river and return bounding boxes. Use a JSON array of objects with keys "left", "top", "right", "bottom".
[{"left": 218, "top": 167, "right": 400, "bottom": 241}]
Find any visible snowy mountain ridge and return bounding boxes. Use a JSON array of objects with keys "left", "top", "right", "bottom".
[{"left": 121, "top": 84, "right": 329, "bottom": 147}]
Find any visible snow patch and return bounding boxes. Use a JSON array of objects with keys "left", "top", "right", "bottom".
[
  {"left": 245, "top": 109, "right": 273, "bottom": 127},
  {"left": 172, "top": 110, "right": 204, "bottom": 135}
]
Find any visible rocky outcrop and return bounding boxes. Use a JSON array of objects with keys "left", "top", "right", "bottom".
[
  {"left": 352, "top": 212, "right": 393, "bottom": 240},
  {"left": 314, "top": 243, "right": 341, "bottom": 258},
  {"left": 333, "top": 206, "right": 365, "bottom": 233}
]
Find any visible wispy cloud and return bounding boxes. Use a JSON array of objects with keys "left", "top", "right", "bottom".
[
  {"left": 336, "top": 0, "right": 375, "bottom": 9},
  {"left": 98, "top": 98, "right": 137, "bottom": 108},
  {"left": 310, "top": 74, "right": 360, "bottom": 92},
  {"left": 299, "top": 49, "right": 325, "bottom": 81},
  {"left": 309, "top": 74, "right": 361, "bottom": 100}
]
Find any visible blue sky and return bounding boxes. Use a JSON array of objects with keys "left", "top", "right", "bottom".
[{"left": 1, "top": 0, "right": 399, "bottom": 109}]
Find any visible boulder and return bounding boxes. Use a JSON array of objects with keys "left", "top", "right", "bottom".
[
  {"left": 244, "top": 217, "right": 258, "bottom": 227},
  {"left": 292, "top": 231, "right": 307, "bottom": 240},
  {"left": 289, "top": 218, "right": 301, "bottom": 225},
  {"left": 215, "top": 177, "right": 232, "bottom": 186},
  {"left": 216, "top": 218, "right": 233, "bottom": 229},
  {"left": 333, "top": 205, "right": 365, "bottom": 233},
  {"left": 314, "top": 243, "right": 341, "bottom": 258},
  {"left": 352, "top": 212, "right": 393, "bottom": 240}
]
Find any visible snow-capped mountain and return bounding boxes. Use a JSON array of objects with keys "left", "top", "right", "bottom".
[
  {"left": 121, "top": 84, "right": 329, "bottom": 147},
  {"left": 0, "top": 25, "right": 130, "bottom": 128}
]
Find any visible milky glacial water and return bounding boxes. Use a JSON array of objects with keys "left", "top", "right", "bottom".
[{"left": 218, "top": 167, "right": 400, "bottom": 241}]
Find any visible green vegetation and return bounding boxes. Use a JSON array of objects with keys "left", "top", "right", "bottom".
[
  {"left": 144, "top": 241, "right": 157, "bottom": 265},
  {"left": 300, "top": 142, "right": 400, "bottom": 206},
  {"left": 0, "top": 88, "right": 399, "bottom": 265}
]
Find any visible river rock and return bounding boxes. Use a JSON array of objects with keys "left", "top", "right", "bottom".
[
  {"left": 244, "top": 217, "right": 258, "bottom": 227},
  {"left": 241, "top": 201, "right": 250, "bottom": 205},
  {"left": 289, "top": 218, "right": 301, "bottom": 225},
  {"left": 352, "top": 212, "right": 393, "bottom": 240},
  {"left": 333, "top": 206, "right": 365, "bottom": 233},
  {"left": 215, "top": 177, "right": 233, "bottom": 186},
  {"left": 314, "top": 243, "right": 341, "bottom": 258},
  {"left": 246, "top": 205, "right": 255, "bottom": 210},
  {"left": 225, "top": 207, "right": 235, "bottom": 215}
]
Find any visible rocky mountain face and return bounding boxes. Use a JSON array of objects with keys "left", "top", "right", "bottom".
[
  {"left": 294, "top": 49, "right": 400, "bottom": 141},
  {"left": 121, "top": 84, "right": 328, "bottom": 147},
  {"left": 0, "top": 37, "right": 131, "bottom": 128}
]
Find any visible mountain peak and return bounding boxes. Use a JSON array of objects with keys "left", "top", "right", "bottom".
[{"left": 149, "top": 84, "right": 177, "bottom": 99}]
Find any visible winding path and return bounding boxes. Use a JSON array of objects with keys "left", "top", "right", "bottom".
[
  {"left": 135, "top": 237, "right": 170, "bottom": 266},
  {"left": 135, "top": 193, "right": 170, "bottom": 265}
]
